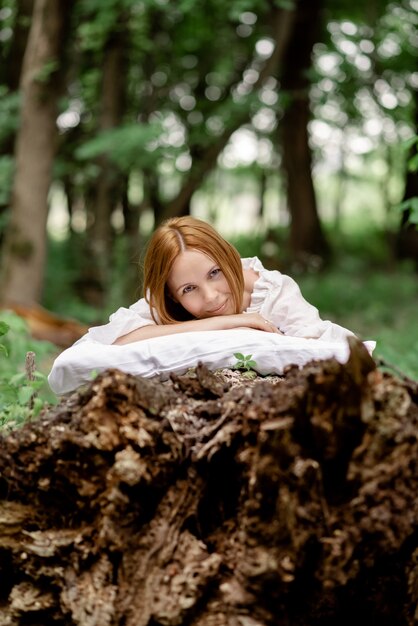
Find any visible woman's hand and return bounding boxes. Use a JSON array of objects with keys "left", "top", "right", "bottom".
[{"left": 195, "top": 312, "right": 282, "bottom": 334}]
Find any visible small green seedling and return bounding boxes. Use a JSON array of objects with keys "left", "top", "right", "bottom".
[{"left": 232, "top": 353, "right": 257, "bottom": 371}]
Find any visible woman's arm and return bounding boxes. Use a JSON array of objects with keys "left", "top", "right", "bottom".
[
  {"left": 261, "top": 272, "right": 355, "bottom": 342},
  {"left": 113, "top": 312, "right": 281, "bottom": 345}
]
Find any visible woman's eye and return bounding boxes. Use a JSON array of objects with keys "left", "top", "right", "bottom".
[
  {"left": 182, "top": 285, "right": 194, "bottom": 294},
  {"left": 210, "top": 268, "right": 221, "bottom": 278}
]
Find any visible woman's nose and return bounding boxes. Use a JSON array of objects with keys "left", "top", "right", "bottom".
[{"left": 202, "top": 285, "right": 216, "bottom": 302}]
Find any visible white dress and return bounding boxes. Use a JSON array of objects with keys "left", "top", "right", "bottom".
[{"left": 77, "top": 257, "right": 354, "bottom": 346}]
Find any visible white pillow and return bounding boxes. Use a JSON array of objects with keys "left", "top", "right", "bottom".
[{"left": 48, "top": 329, "right": 376, "bottom": 395}]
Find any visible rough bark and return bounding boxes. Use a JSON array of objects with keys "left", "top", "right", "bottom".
[
  {"left": 1, "top": 339, "right": 418, "bottom": 625},
  {"left": 281, "top": 0, "right": 330, "bottom": 265},
  {"left": 0, "top": 0, "right": 73, "bottom": 306}
]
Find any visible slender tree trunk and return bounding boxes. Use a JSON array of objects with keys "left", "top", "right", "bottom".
[
  {"left": 258, "top": 168, "right": 267, "bottom": 223},
  {"left": 121, "top": 178, "right": 146, "bottom": 302},
  {"left": 280, "top": 0, "right": 330, "bottom": 264},
  {"left": 83, "top": 21, "right": 128, "bottom": 305},
  {"left": 0, "top": 0, "right": 34, "bottom": 91},
  {"left": 0, "top": 0, "right": 34, "bottom": 223},
  {"left": 396, "top": 93, "right": 418, "bottom": 267},
  {"left": 0, "top": 0, "right": 73, "bottom": 305}
]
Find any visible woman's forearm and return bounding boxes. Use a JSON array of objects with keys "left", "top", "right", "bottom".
[
  {"left": 113, "top": 312, "right": 280, "bottom": 345},
  {"left": 113, "top": 320, "right": 210, "bottom": 344}
]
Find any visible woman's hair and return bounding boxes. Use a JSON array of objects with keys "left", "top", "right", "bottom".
[{"left": 143, "top": 216, "right": 244, "bottom": 324}]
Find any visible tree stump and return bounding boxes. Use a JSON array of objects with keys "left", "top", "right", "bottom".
[{"left": 1, "top": 339, "right": 418, "bottom": 625}]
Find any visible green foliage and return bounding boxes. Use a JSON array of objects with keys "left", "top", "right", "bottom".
[
  {"left": 232, "top": 352, "right": 258, "bottom": 379},
  {"left": 275, "top": 0, "right": 296, "bottom": 9},
  {"left": 295, "top": 232, "right": 418, "bottom": 381},
  {"left": 233, "top": 352, "right": 258, "bottom": 371},
  {"left": 0, "top": 312, "right": 58, "bottom": 430},
  {"left": 403, "top": 136, "right": 418, "bottom": 169},
  {"left": 0, "top": 321, "right": 9, "bottom": 355},
  {"left": 75, "top": 122, "right": 167, "bottom": 171},
  {"left": 0, "top": 370, "right": 47, "bottom": 430},
  {"left": 43, "top": 235, "right": 129, "bottom": 324},
  {"left": 393, "top": 135, "right": 418, "bottom": 226},
  {"left": 0, "top": 155, "right": 14, "bottom": 208},
  {"left": 395, "top": 197, "right": 418, "bottom": 224},
  {"left": 35, "top": 60, "right": 59, "bottom": 84},
  {"left": 0, "top": 87, "right": 20, "bottom": 144}
]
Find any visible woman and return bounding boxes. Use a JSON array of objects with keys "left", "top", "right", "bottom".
[
  {"left": 49, "top": 216, "right": 373, "bottom": 394},
  {"left": 84, "top": 216, "right": 356, "bottom": 346}
]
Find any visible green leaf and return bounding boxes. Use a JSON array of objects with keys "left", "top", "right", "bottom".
[
  {"left": 233, "top": 352, "right": 245, "bottom": 361},
  {"left": 402, "top": 136, "right": 418, "bottom": 152},
  {"left": 9, "top": 373, "right": 26, "bottom": 386},
  {"left": 0, "top": 321, "right": 9, "bottom": 338},
  {"left": 35, "top": 60, "right": 59, "bottom": 84},
  {"left": 409, "top": 203, "right": 418, "bottom": 224},
  {"left": 408, "top": 154, "right": 418, "bottom": 173},
  {"left": 393, "top": 198, "right": 418, "bottom": 216},
  {"left": 247, "top": 360, "right": 257, "bottom": 369},
  {"left": 17, "top": 386, "right": 35, "bottom": 406}
]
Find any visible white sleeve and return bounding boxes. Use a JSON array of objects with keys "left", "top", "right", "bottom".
[
  {"left": 259, "top": 271, "right": 355, "bottom": 342},
  {"left": 75, "top": 298, "right": 156, "bottom": 346}
]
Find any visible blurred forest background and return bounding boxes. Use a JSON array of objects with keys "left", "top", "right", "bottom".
[{"left": 0, "top": 0, "right": 417, "bottom": 389}]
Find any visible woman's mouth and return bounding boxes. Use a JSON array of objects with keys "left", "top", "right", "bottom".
[{"left": 208, "top": 300, "right": 227, "bottom": 315}]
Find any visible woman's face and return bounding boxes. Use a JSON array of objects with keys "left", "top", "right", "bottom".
[{"left": 167, "top": 249, "right": 235, "bottom": 319}]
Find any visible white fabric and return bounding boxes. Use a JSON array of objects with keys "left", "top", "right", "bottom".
[
  {"left": 242, "top": 257, "right": 355, "bottom": 342},
  {"left": 48, "top": 257, "right": 376, "bottom": 394},
  {"left": 48, "top": 328, "right": 376, "bottom": 395}
]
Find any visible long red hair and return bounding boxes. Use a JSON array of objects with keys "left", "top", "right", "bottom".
[{"left": 143, "top": 217, "right": 244, "bottom": 324}]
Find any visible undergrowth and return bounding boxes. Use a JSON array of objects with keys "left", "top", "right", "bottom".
[{"left": 0, "top": 312, "right": 57, "bottom": 431}]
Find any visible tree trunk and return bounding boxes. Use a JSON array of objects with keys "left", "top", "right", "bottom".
[
  {"left": 0, "top": 0, "right": 34, "bottom": 167},
  {"left": 396, "top": 93, "right": 418, "bottom": 267},
  {"left": 82, "top": 21, "right": 128, "bottom": 305},
  {"left": 0, "top": 0, "right": 73, "bottom": 306},
  {"left": 0, "top": 0, "right": 34, "bottom": 91},
  {"left": 1, "top": 342, "right": 418, "bottom": 624},
  {"left": 280, "top": 0, "right": 330, "bottom": 265}
]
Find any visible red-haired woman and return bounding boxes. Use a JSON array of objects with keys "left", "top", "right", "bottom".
[{"left": 82, "top": 216, "right": 355, "bottom": 346}]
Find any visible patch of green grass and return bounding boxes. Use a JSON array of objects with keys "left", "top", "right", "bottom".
[{"left": 297, "top": 262, "right": 418, "bottom": 380}]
